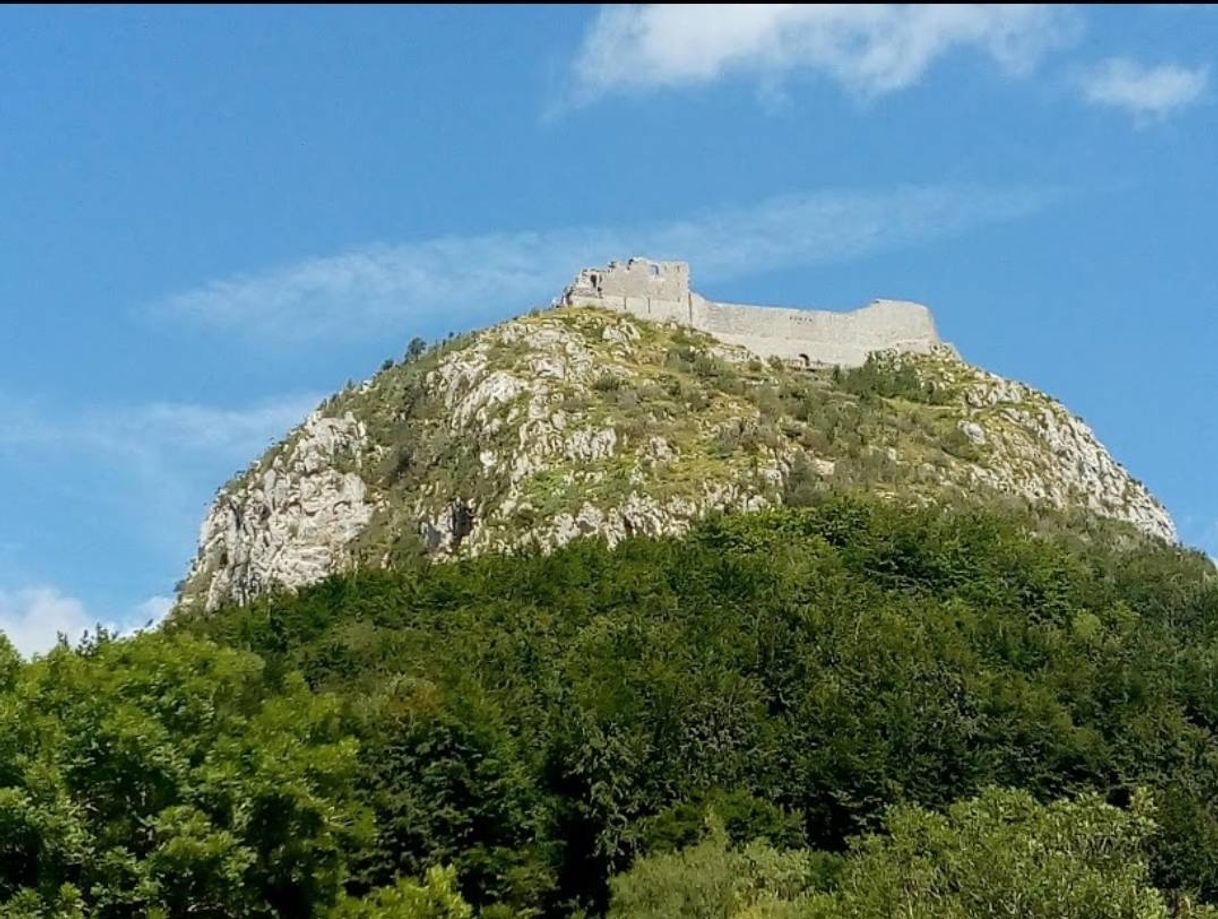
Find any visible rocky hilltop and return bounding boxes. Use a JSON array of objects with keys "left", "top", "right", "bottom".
[{"left": 176, "top": 297, "right": 1176, "bottom": 613}]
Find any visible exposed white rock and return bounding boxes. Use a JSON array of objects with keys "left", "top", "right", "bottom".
[
  {"left": 955, "top": 370, "right": 1176, "bottom": 543},
  {"left": 181, "top": 410, "right": 377, "bottom": 611},
  {"left": 960, "top": 420, "right": 987, "bottom": 446},
  {"left": 564, "top": 426, "right": 617, "bottom": 462},
  {"left": 646, "top": 436, "right": 675, "bottom": 463},
  {"left": 602, "top": 321, "right": 640, "bottom": 347}
]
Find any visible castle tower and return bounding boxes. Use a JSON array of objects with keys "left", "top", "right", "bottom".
[{"left": 562, "top": 258, "right": 690, "bottom": 307}]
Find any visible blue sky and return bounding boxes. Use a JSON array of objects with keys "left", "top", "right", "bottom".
[{"left": 1, "top": 5, "right": 1215, "bottom": 653}]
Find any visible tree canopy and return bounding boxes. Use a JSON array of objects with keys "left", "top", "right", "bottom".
[{"left": 4, "top": 497, "right": 1218, "bottom": 915}]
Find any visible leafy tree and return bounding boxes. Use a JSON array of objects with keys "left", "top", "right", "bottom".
[
  {"left": 607, "top": 819, "right": 830, "bottom": 919},
  {"left": 804, "top": 788, "right": 1214, "bottom": 919},
  {"left": 328, "top": 866, "right": 471, "bottom": 919},
  {"left": 350, "top": 691, "right": 557, "bottom": 912},
  {"left": 0, "top": 632, "right": 368, "bottom": 915},
  {"left": 609, "top": 789, "right": 1217, "bottom": 919}
]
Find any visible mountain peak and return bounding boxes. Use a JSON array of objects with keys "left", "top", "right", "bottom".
[{"left": 176, "top": 281, "right": 1175, "bottom": 613}]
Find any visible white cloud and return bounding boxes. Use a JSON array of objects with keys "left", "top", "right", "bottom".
[
  {"left": 0, "top": 588, "right": 181, "bottom": 658},
  {"left": 1080, "top": 58, "right": 1209, "bottom": 122},
  {"left": 155, "top": 183, "right": 1058, "bottom": 343},
  {"left": 569, "top": 4, "right": 1075, "bottom": 102},
  {"left": 0, "top": 586, "right": 95, "bottom": 657}
]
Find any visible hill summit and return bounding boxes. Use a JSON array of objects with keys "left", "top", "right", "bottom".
[{"left": 176, "top": 260, "right": 1176, "bottom": 612}]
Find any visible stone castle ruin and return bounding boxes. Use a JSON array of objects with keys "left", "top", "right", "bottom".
[{"left": 559, "top": 258, "right": 944, "bottom": 368}]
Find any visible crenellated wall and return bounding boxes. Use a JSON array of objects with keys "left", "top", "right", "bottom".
[{"left": 560, "top": 257, "right": 944, "bottom": 367}]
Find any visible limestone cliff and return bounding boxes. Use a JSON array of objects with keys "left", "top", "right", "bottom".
[{"left": 176, "top": 306, "right": 1176, "bottom": 612}]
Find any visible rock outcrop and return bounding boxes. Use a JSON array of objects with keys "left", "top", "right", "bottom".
[
  {"left": 183, "top": 411, "right": 376, "bottom": 609},
  {"left": 176, "top": 304, "right": 1176, "bottom": 613}
]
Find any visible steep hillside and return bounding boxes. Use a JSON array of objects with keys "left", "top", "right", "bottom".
[{"left": 177, "top": 305, "right": 1175, "bottom": 612}]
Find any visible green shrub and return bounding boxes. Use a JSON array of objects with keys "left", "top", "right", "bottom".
[
  {"left": 329, "top": 866, "right": 472, "bottom": 918},
  {"left": 804, "top": 788, "right": 1196, "bottom": 919},
  {"left": 835, "top": 355, "right": 946, "bottom": 404},
  {"left": 608, "top": 821, "right": 830, "bottom": 919},
  {"left": 609, "top": 788, "right": 1215, "bottom": 919}
]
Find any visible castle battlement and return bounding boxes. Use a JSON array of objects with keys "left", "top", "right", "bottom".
[{"left": 559, "top": 258, "right": 944, "bottom": 368}]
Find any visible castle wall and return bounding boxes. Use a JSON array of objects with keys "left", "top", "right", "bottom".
[
  {"left": 694, "top": 297, "right": 939, "bottom": 367},
  {"left": 560, "top": 259, "right": 943, "bottom": 367}
]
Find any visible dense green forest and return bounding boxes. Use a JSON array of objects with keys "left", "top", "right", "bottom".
[{"left": 4, "top": 498, "right": 1218, "bottom": 916}]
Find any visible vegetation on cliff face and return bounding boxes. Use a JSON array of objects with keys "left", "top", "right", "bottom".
[
  {"left": 5, "top": 498, "right": 1218, "bottom": 913},
  {"left": 177, "top": 306, "right": 1176, "bottom": 611}
]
